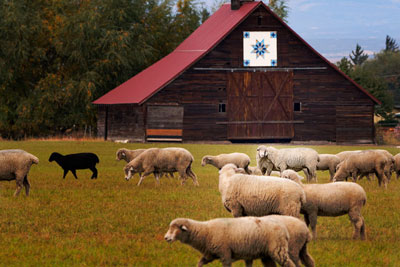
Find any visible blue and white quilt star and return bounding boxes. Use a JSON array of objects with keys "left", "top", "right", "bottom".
[{"left": 243, "top": 31, "right": 277, "bottom": 67}]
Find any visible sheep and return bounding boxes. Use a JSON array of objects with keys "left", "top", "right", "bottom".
[
  {"left": 333, "top": 150, "right": 390, "bottom": 188},
  {"left": 257, "top": 146, "right": 319, "bottom": 182},
  {"left": 218, "top": 164, "right": 305, "bottom": 218},
  {"left": 0, "top": 149, "right": 39, "bottom": 196},
  {"left": 247, "top": 166, "right": 263, "bottom": 175},
  {"left": 49, "top": 152, "right": 99, "bottom": 179},
  {"left": 394, "top": 153, "right": 400, "bottom": 180},
  {"left": 201, "top": 153, "right": 250, "bottom": 173},
  {"left": 281, "top": 170, "right": 367, "bottom": 240},
  {"left": 124, "top": 147, "right": 198, "bottom": 186},
  {"left": 116, "top": 148, "right": 174, "bottom": 178},
  {"left": 164, "top": 216, "right": 296, "bottom": 267},
  {"left": 267, "top": 215, "right": 315, "bottom": 267},
  {"left": 316, "top": 154, "right": 340, "bottom": 181}
]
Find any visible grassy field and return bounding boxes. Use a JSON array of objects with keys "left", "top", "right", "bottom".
[{"left": 0, "top": 140, "right": 399, "bottom": 266}]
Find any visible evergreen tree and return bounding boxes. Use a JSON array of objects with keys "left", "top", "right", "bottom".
[
  {"left": 349, "top": 44, "right": 368, "bottom": 66},
  {"left": 336, "top": 57, "right": 353, "bottom": 76},
  {"left": 268, "top": 0, "right": 289, "bottom": 22},
  {"left": 385, "top": 35, "right": 399, "bottom": 53}
]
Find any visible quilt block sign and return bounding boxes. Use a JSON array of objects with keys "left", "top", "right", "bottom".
[{"left": 243, "top": 31, "right": 277, "bottom": 67}]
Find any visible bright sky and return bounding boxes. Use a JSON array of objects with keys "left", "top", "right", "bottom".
[{"left": 203, "top": 0, "right": 400, "bottom": 62}]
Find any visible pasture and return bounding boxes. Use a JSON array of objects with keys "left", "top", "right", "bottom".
[{"left": 0, "top": 140, "right": 399, "bottom": 266}]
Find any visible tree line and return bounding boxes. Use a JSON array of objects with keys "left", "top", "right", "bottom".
[{"left": 336, "top": 35, "right": 400, "bottom": 122}]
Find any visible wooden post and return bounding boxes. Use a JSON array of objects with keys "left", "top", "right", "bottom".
[{"left": 104, "top": 106, "right": 109, "bottom": 141}]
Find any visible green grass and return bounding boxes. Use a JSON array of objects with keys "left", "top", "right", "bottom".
[{"left": 0, "top": 141, "right": 399, "bottom": 266}]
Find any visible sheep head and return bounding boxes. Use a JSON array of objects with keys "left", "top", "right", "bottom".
[
  {"left": 219, "top": 163, "right": 239, "bottom": 176},
  {"left": 332, "top": 163, "right": 350, "bottom": 182},
  {"left": 124, "top": 165, "right": 136, "bottom": 181},
  {"left": 116, "top": 149, "right": 127, "bottom": 161},
  {"left": 48, "top": 152, "right": 62, "bottom": 162},
  {"left": 256, "top": 145, "right": 268, "bottom": 159},
  {"left": 164, "top": 218, "right": 191, "bottom": 243},
  {"left": 201, "top": 156, "right": 211, "bottom": 166},
  {"left": 281, "top": 169, "right": 303, "bottom": 184}
]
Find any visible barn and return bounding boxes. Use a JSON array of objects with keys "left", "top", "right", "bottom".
[{"left": 93, "top": 0, "right": 380, "bottom": 144}]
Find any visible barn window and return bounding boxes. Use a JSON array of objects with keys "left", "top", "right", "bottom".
[
  {"left": 219, "top": 103, "right": 226, "bottom": 113},
  {"left": 294, "top": 102, "right": 301, "bottom": 112}
]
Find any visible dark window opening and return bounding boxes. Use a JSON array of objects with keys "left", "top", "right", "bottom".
[
  {"left": 258, "top": 16, "right": 262, "bottom": 25},
  {"left": 219, "top": 103, "right": 226, "bottom": 113},
  {"left": 294, "top": 102, "right": 301, "bottom": 112}
]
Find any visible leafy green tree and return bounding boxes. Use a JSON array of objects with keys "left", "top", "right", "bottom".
[
  {"left": 385, "top": 35, "right": 399, "bottom": 53},
  {"left": 268, "top": 0, "right": 289, "bottom": 22},
  {"left": 349, "top": 44, "right": 368, "bottom": 66},
  {"left": 336, "top": 57, "right": 353, "bottom": 76}
]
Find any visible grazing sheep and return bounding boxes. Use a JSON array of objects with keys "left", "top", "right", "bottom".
[
  {"left": 268, "top": 215, "right": 315, "bottom": 267},
  {"left": 257, "top": 146, "right": 319, "bottom": 182},
  {"left": 116, "top": 148, "right": 174, "bottom": 178},
  {"left": 219, "top": 164, "right": 305, "bottom": 218},
  {"left": 316, "top": 154, "right": 341, "bottom": 181},
  {"left": 201, "top": 153, "right": 251, "bottom": 173},
  {"left": 49, "top": 152, "right": 99, "bottom": 179},
  {"left": 124, "top": 147, "right": 198, "bottom": 186},
  {"left": 164, "top": 217, "right": 296, "bottom": 267},
  {"left": 333, "top": 150, "right": 390, "bottom": 188},
  {"left": 0, "top": 149, "right": 39, "bottom": 196},
  {"left": 394, "top": 153, "right": 400, "bottom": 180},
  {"left": 282, "top": 170, "right": 367, "bottom": 240}
]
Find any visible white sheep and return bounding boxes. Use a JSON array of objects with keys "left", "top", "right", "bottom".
[
  {"left": 201, "top": 153, "right": 250, "bottom": 173},
  {"left": 282, "top": 170, "right": 367, "bottom": 240},
  {"left": 394, "top": 153, "right": 400, "bottom": 180},
  {"left": 0, "top": 149, "right": 39, "bottom": 196},
  {"left": 116, "top": 148, "right": 174, "bottom": 178},
  {"left": 316, "top": 154, "right": 340, "bottom": 181},
  {"left": 219, "top": 164, "right": 306, "bottom": 218},
  {"left": 124, "top": 147, "right": 198, "bottom": 186},
  {"left": 247, "top": 166, "right": 263, "bottom": 175},
  {"left": 333, "top": 150, "right": 390, "bottom": 188},
  {"left": 164, "top": 216, "right": 296, "bottom": 267},
  {"left": 268, "top": 215, "right": 315, "bottom": 267},
  {"left": 257, "top": 146, "right": 319, "bottom": 182}
]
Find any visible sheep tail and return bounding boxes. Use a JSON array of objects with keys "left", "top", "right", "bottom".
[{"left": 94, "top": 154, "right": 100, "bottom": 164}]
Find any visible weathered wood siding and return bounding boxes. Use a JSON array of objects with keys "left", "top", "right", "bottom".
[{"left": 97, "top": 105, "right": 145, "bottom": 141}]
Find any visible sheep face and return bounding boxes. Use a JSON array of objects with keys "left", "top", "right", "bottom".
[
  {"left": 48, "top": 152, "right": 62, "bottom": 162},
  {"left": 256, "top": 145, "right": 268, "bottom": 159},
  {"left": 116, "top": 150, "right": 126, "bottom": 161},
  {"left": 124, "top": 166, "right": 136, "bottom": 181},
  {"left": 332, "top": 165, "right": 350, "bottom": 182},
  {"left": 164, "top": 219, "right": 190, "bottom": 243},
  {"left": 201, "top": 156, "right": 210, "bottom": 166}
]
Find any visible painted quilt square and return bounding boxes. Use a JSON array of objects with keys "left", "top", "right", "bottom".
[{"left": 243, "top": 31, "right": 277, "bottom": 67}]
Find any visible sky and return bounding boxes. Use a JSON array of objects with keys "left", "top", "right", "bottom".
[{"left": 204, "top": 0, "right": 400, "bottom": 62}]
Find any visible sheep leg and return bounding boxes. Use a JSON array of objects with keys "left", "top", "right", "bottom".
[
  {"left": 219, "top": 251, "right": 233, "bottom": 267},
  {"left": 329, "top": 167, "right": 335, "bottom": 181},
  {"left": 349, "top": 208, "right": 365, "bottom": 240},
  {"left": 261, "top": 257, "right": 276, "bottom": 267},
  {"left": 90, "top": 167, "right": 98, "bottom": 179},
  {"left": 269, "top": 245, "right": 295, "bottom": 267},
  {"left": 14, "top": 179, "right": 24, "bottom": 197},
  {"left": 244, "top": 259, "right": 253, "bottom": 267},
  {"left": 299, "top": 243, "right": 315, "bottom": 267},
  {"left": 23, "top": 176, "right": 30, "bottom": 196},
  {"left": 71, "top": 169, "right": 78, "bottom": 179},
  {"left": 308, "top": 213, "right": 318, "bottom": 239},
  {"left": 137, "top": 171, "right": 152, "bottom": 186},
  {"left": 187, "top": 168, "right": 199, "bottom": 186},
  {"left": 62, "top": 169, "right": 69, "bottom": 179},
  {"left": 302, "top": 168, "right": 311, "bottom": 182},
  {"left": 154, "top": 172, "right": 160, "bottom": 185},
  {"left": 178, "top": 169, "right": 188, "bottom": 186}
]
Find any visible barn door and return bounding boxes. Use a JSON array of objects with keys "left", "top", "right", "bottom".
[
  {"left": 146, "top": 105, "right": 183, "bottom": 142},
  {"left": 226, "top": 71, "right": 294, "bottom": 140}
]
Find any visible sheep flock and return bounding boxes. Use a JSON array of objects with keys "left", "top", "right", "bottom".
[{"left": 1, "top": 144, "right": 399, "bottom": 266}]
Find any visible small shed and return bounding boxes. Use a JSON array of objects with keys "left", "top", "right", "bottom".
[{"left": 93, "top": 0, "right": 380, "bottom": 143}]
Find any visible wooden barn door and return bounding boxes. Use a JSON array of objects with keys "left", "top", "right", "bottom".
[
  {"left": 146, "top": 105, "right": 183, "bottom": 142},
  {"left": 226, "top": 71, "right": 294, "bottom": 140}
]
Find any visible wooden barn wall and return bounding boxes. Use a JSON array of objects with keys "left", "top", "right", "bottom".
[
  {"left": 144, "top": 5, "right": 375, "bottom": 142},
  {"left": 97, "top": 105, "right": 145, "bottom": 141}
]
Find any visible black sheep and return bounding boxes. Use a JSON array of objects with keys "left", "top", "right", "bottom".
[{"left": 49, "top": 152, "right": 100, "bottom": 179}]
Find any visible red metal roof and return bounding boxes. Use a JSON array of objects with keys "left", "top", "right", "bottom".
[
  {"left": 93, "top": 2, "right": 260, "bottom": 105},
  {"left": 93, "top": 1, "right": 380, "bottom": 105}
]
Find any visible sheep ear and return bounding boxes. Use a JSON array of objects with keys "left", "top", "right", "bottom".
[
  {"left": 122, "top": 152, "right": 126, "bottom": 157},
  {"left": 180, "top": 225, "right": 188, "bottom": 231},
  {"left": 129, "top": 167, "right": 134, "bottom": 171}
]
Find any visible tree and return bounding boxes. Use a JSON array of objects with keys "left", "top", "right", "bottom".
[
  {"left": 336, "top": 57, "right": 353, "bottom": 76},
  {"left": 349, "top": 44, "right": 368, "bottom": 66},
  {"left": 385, "top": 35, "right": 399, "bottom": 53},
  {"left": 268, "top": 0, "right": 289, "bottom": 22}
]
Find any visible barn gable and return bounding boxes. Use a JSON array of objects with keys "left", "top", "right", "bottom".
[{"left": 94, "top": 1, "right": 380, "bottom": 143}]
